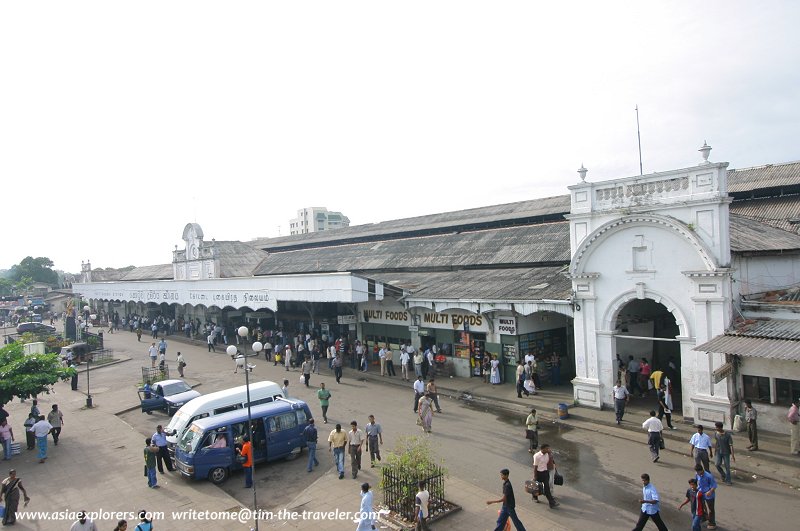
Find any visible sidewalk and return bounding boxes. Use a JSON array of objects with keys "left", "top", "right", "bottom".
[{"left": 346, "top": 364, "right": 800, "bottom": 488}]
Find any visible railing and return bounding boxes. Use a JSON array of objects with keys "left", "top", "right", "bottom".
[{"left": 382, "top": 464, "right": 446, "bottom": 521}]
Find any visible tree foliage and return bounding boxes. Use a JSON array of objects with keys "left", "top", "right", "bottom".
[
  {"left": 0, "top": 342, "right": 76, "bottom": 406},
  {"left": 9, "top": 256, "right": 59, "bottom": 285}
]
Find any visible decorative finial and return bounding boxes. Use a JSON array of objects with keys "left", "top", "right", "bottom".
[
  {"left": 699, "top": 141, "right": 712, "bottom": 163},
  {"left": 578, "top": 164, "right": 588, "bottom": 182}
]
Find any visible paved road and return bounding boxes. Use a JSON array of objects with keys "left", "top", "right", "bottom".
[{"left": 3, "top": 326, "right": 799, "bottom": 529}]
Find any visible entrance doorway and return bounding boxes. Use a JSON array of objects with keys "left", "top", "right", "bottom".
[{"left": 615, "top": 299, "right": 681, "bottom": 407}]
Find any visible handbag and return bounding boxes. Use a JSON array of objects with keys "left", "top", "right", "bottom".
[
  {"left": 525, "top": 429, "right": 536, "bottom": 440},
  {"left": 553, "top": 469, "right": 564, "bottom": 486},
  {"left": 659, "top": 436, "right": 665, "bottom": 450},
  {"left": 416, "top": 417, "right": 423, "bottom": 426},
  {"left": 524, "top": 480, "right": 542, "bottom": 495}
]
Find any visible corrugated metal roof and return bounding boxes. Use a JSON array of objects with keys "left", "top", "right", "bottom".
[
  {"left": 250, "top": 195, "right": 571, "bottom": 251},
  {"left": 253, "top": 221, "right": 571, "bottom": 276},
  {"left": 728, "top": 161, "right": 800, "bottom": 193},
  {"left": 729, "top": 214, "right": 800, "bottom": 252},
  {"left": 121, "top": 264, "right": 174, "bottom": 281},
  {"left": 693, "top": 335, "right": 800, "bottom": 361},
  {"left": 366, "top": 266, "right": 572, "bottom": 301},
  {"left": 694, "top": 318, "right": 800, "bottom": 361},
  {"left": 730, "top": 195, "right": 800, "bottom": 235},
  {"left": 211, "top": 241, "right": 269, "bottom": 278}
]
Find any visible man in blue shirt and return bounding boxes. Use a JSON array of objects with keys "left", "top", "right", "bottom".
[
  {"left": 632, "top": 473, "right": 668, "bottom": 531},
  {"left": 689, "top": 424, "right": 713, "bottom": 472},
  {"left": 151, "top": 425, "right": 174, "bottom": 473},
  {"left": 695, "top": 464, "right": 718, "bottom": 529}
]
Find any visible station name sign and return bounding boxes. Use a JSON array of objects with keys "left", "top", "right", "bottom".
[{"left": 77, "top": 284, "right": 275, "bottom": 311}]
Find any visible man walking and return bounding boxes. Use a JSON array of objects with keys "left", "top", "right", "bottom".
[
  {"left": 415, "top": 480, "right": 430, "bottom": 531},
  {"left": 207, "top": 332, "right": 215, "bottom": 353},
  {"left": 347, "top": 420, "right": 365, "bottom": 479},
  {"left": 632, "top": 473, "right": 668, "bottom": 531},
  {"left": 713, "top": 421, "right": 735, "bottom": 485},
  {"left": 426, "top": 378, "right": 442, "bottom": 413},
  {"left": 148, "top": 343, "right": 158, "bottom": 368},
  {"left": 413, "top": 376, "right": 425, "bottom": 413},
  {"left": 47, "top": 405, "right": 63, "bottom": 446},
  {"left": 365, "top": 415, "right": 383, "bottom": 467},
  {"left": 627, "top": 355, "right": 641, "bottom": 396},
  {"left": 788, "top": 399, "right": 800, "bottom": 455},
  {"left": 695, "top": 463, "right": 718, "bottom": 529},
  {"left": 642, "top": 410, "right": 664, "bottom": 462},
  {"left": 656, "top": 384, "right": 675, "bottom": 430},
  {"left": 317, "top": 382, "right": 331, "bottom": 424},
  {"left": 328, "top": 423, "right": 347, "bottom": 480},
  {"left": 303, "top": 418, "right": 319, "bottom": 473},
  {"left": 689, "top": 425, "right": 713, "bottom": 471},
  {"left": 744, "top": 399, "right": 758, "bottom": 450},
  {"left": 678, "top": 477, "right": 702, "bottom": 531},
  {"left": 151, "top": 425, "right": 174, "bottom": 473},
  {"left": 532, "top": 444, "right": 559, "bottom": 508},
  {"left": 333, "top": 353, "right": 343, "bottom": 384},
  {"left": 143, "top": 438, "right": 159, "bottom": 488},
  {"left": 613, "top": 380, "right": 630, "bottom": 424},
  {"left": 486, "top": 468, "right": 526, "bottom": 531}
]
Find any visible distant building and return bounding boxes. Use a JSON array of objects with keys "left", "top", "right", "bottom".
[{"left": 289, "top": 207, "right": 350, "bottom": 235}]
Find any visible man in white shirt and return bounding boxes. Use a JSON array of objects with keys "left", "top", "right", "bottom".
[
  {"left": 378, "top": 346, "right": 387, "bottom": 376},
  {"left": 346, "top": 421, "right": 365, "bottom": 479},
  {"left": 31, "top": 415, "right": 53, "bottom": 463},
  {"left": 642, "top": 410, "right": 664, "bottom": 462},
  {"left": 415, "top": 480, "right": 430, "bottom": 530},
  {"left": 524, "top": 351, "right": 535, "bottom": 366},
  {"left": 532, "top": 444, "right": 559, "bottom": 507},
  {"left": 413, "top": 376, "right": 425, "bottom": 413},
  {"left": 70, "top": 511, "right": 99, "bottom": 531},
  {"left": 399, "top": 348, "right": 411, "bottom": 381},
  {"left": 612, "top": 381, "right": 630, "bottom": 424}
]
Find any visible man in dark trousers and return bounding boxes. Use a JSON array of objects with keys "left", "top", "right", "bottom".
[
  {"left": 532, "top": 444, "right": 559, "bottom": 508},
  {"left": 632, "top": 473, "right": 668, "bottom": 531},
  {"left": 486, "top": 468, "right": 526, "bottom": 531},
  {"left": 151, "top": 425, "right": 174, "bottom": 473}
]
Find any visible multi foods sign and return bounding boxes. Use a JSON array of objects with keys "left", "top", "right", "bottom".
[{"left": 362, "top": 306, "right": 490, "bottom": 332}]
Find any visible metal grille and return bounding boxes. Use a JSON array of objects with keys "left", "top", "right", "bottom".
[{"left": 381, "top": 465, "right": 445, "bottom": 521}]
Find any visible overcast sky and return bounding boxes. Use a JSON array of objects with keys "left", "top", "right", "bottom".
[{"left": 2, "top": 1, "right": 798, "bottom": 273}]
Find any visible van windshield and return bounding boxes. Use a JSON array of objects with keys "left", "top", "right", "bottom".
[
  {"left": 167, "top": 410, "right": 187, "bottom": 434},
  {"left": 178, "top": 424, "right": 203, "bottom": 454}
]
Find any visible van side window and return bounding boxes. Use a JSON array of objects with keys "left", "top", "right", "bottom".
[
  {"left": 296, "top": 409, "right": 307, "bottom": 425},
  {"left": 215, "top": 405, "right": 238, "bottom": 415},
  {"left": 231, "top": 421, "right": 248, "bottom": 443},
  {"left": 250, "top": 397, "right": 273, "bottom": 407},
  {"left": 268, "top": 413, "right": 298, "bottom": 433}
]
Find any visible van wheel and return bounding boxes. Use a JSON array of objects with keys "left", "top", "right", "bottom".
[{"left": 208, "top": 467, "right": 228, "bottom": 484}]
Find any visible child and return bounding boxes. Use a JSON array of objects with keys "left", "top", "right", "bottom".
[{"left": 678, "top": 477, "right": 703, "bottom": 531}]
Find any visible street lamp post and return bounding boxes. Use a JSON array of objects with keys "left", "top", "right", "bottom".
[
  {"left": 228, "top": 325, "right": 260, "bottom": 531},
  {"left": 83, "top": 305, "right": 93, "bottom": 408}
]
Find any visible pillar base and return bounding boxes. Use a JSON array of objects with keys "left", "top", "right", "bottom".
[{"left": 572, "top": 377, "right": 602, "bottom": 409}]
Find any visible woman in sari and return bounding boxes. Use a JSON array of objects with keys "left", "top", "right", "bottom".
[
  {"left": 1, "top": 469, "right": 31, "bottom": 525},
  {"left": 490, "top": 355, "right": 501, "bottom": 385},
  {"left": 418, "top": 392, "right": 434, "bottom": 433}
]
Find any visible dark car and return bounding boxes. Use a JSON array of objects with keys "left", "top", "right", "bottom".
[
  {"left": 16, "top": 322, "right": 56, "bottom": 334},
  {"left": 139, "top": 379, "right": 202, "bottom": 416}
]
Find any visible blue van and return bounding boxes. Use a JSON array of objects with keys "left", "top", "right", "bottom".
[{"left": 174, "top": 398, "right": 312, "bottom": 484}]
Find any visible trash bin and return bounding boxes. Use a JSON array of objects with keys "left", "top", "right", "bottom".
[{"left": 557, "top": 403, "right": 569, "bottom": 420}]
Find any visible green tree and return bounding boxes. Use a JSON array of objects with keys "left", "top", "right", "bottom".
[
  {"left": 9, "top": 256, "right": 59, "bottom": 285},
  {"left": 0, "top": 278, "right": 14, "bottom": 296},
  {"left": 0, "top": 342, "right": 76, "bottom": 405}
]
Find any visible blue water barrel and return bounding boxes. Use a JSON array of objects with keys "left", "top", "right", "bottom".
[{"left": 557, "top": 403, "right": 569, "bottom": 420}]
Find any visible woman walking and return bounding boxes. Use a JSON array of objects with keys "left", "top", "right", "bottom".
[
  {"left": 418, "top": 392, "right": 435, "bottom": 433},
  {"left": 1, "top": 469, "right": 31, "bottom": 525}
]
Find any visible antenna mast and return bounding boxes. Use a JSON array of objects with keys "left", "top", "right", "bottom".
[{"left": 635, "top": 105, "right": 643, "bottom": 175}]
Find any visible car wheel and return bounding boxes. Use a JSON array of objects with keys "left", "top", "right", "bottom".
[{"left": 208, "top": 467, "right": 228, "bottom": 484}]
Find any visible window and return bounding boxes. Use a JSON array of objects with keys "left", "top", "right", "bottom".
[
  {"left": 776, "top": 378, "right": 800, "bottom": 406},
  {"left": 268, "top": 412, "right": 298, "bottom": 432},
  {"left": 742, "top": 375, "right": 770, "bottom": 402}
]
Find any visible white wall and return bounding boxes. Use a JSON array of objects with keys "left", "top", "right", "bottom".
[{"left": 737, "top": 356, "right": 800, "bottom": 433}]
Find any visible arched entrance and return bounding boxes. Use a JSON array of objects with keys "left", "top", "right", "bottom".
[{"left": 614, "top": 298, "right": 682, "bottom": 407}]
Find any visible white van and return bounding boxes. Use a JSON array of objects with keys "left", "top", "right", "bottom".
[{"left": 165, "top": 380, "right": 285, "bottom": 450}]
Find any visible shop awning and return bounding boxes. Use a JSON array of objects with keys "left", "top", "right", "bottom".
[{"left": 694, "top": 334, "right": 800, "bottom": 361}]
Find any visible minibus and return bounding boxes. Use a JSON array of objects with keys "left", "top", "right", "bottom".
[
  {"left": 165, "top": 380, "right": 284, "bottom": 452},
  {"left": 174, "top": 398, "right": 312, "bottom": 484}
]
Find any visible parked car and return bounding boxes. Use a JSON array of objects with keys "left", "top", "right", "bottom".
[
  {"left": 16, "top": 322, "right": 56, "bottom": 334},
  {"left": 139, "top": 379, "right": 201, "bottom": 416}
]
